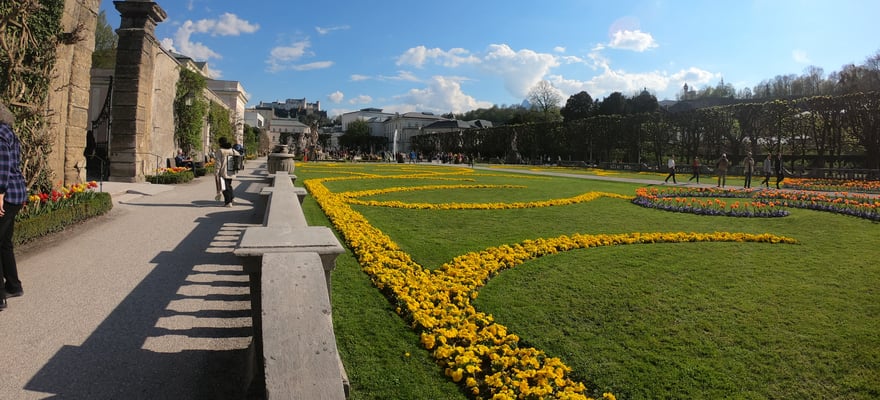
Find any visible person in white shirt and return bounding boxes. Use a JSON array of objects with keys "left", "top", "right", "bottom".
[
  {"left": 214, "top": 137, "right": 240, "bottom": 207},
  {"left": 664, "top": 155, "right": 677, "bottom": 184}
]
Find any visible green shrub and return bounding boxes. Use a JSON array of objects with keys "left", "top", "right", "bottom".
[
  {"left": 145, "top": 169, "right": 194, "bottom": 184},
  {"left": 14, "top": 192, "right": 113, "bottom": 245}
]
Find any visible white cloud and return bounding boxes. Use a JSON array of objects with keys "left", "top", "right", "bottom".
[
  {"left": 204, "top": 13, "right": 260, "bottom": 36},
  {"left": 160, "top": 13, "right": 258, "bottom": 61},
  {"left": 293, "top": 61, "right": 334, "bottom": 71},
  {"left": 608, "top": 29, "right": 658, "bottom": 52},
  {"left": 389, "top": 76, "right": 492, "bottom": 114},
  {"left": 350, "top": 74, "right": 370, "bottom": 81},
  {"left": 379, "top": 70, "right": 421, "bottom": 82},
  {"left": 670, "top": 67, "right": 719, "bottom": 88},
  {"left": 481, "top": 44, "right": 559, "bottom": 98},
  {"left": 165, "top": 21, "right": 221, "bottom": 60},
  {"left": 396, "top": 46, "right": 480, "bottom": 68},
  {"left": 554, "top": 46, "right": 566, "bottom": 53},
  {"left": 316, "top": 25, "right": 350, "bottom": 35},
  {"left": 160, "top": 38, "right": 176, "bottom": 53},
  {"left": 328, "top": 91, "right": 344, "bottom": 103},
  {"left": 792, "top": 49, "right": 811, "bottom": 64},
  {"left": 547, "top": 65, "right": 719, "bottom": 100},
  {"left": 266, "top": 40, "right": 313, "bottom": 72},
  {"left": 203, "top": 64, "right": 222, "bottom": 79},
  {"left": 349, "top": 95, "right": 373, "bottom": 105}
]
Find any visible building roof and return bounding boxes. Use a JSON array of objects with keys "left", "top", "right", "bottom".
[{"left": 423, "top": 119, "right": 493, "bottom": 130}]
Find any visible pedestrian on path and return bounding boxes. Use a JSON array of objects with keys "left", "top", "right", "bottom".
[
  {"left": 775, "top": 153, "right": 786, "bottom": 189},
  {"left": 215, "top": 137, "right": 240, "bottom": 207},
  {"left": 688, "top": 156, "right": 701, "bottom": 183},
  {"left": 760, "top": 153, "right": 773, "bottom": 187},
  {"left": 716, "top": 153, "right": 729, "bottom": 188},
  {"left": 0, "top": 101, "right": 27, "bottom": 310},
  {"left": 664, "top": 155, "right": 677, "bottom": 184},
  {"left": 743, "top": 152, "right": 755, "bottom": 188}
]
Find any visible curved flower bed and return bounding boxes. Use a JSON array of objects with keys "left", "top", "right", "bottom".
[
  {"left": 633, "top": 186, "right": 880, "bottom": 221},
  {"left": 633, "top": 187, "right": 789, "bottom": 217},
  {"left": 785, "top": 177, "right": 880, "bottom": 193},
  {"left": 304, "top": 171, "right": 798, "bottom": 400},
  {"left": 343, "top": 184, "right": 633, "bottom": 210}
]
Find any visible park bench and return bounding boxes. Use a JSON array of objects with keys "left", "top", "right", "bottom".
[{"left": 234, "top": 170, "right": 349, "bottom": 399}]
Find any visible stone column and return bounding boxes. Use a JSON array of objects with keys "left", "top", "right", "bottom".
[{"left": 109, "top": 0, "right": 166, "bottom": 182}]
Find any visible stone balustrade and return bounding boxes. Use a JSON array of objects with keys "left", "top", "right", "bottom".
[{"left": 234, "top": 170, "right": 349, "bottom": 399}]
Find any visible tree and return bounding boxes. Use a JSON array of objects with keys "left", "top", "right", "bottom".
[
  {"left": 242, "top": 124, "right": 261, "bottom": 155},
  {"left": 560, "top": 91, "right": 593, "bottom": 121},
  {"left": 526, "top": 80, "right": 563, "bottom": 121},
  {"left": 629, "top": 89, "right": 659, "bottom": 114},
  {"left": 597, "top": 92, "right": 628, "bottom": 116},
  {"left": 92, "top": 10, "right": 117, "bottom": 68},
  {"left": 338, "top": 119, "right": 371, "bottom": 150}
]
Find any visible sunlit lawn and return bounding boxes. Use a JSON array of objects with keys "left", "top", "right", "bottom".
[{"left": 298, "top": 162, "right": 879, "bottom": 400}]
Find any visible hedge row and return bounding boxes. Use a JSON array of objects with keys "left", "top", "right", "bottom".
[{"left": 14, "top": 192, "right": 113, "bottom": 246}]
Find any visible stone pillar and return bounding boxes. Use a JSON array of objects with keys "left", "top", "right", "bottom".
[
  {"left": 49, "top": 0, "right": 101, "bottom": 186},
  {"left": 109, "top": 0, "right": 166, "bottom": 182}
]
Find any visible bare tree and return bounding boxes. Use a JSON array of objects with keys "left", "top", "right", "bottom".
[{"left": 527, "top": 80, "right": 563, "bottom": 121}]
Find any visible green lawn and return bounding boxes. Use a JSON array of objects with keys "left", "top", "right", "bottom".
[{"left": 298, "top": 162, "right": 879, "bottom": 400}]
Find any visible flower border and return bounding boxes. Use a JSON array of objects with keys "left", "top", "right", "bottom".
[
  {"left": 633, "top": 186, "right": 880, "bottom": 221},
  {"left": 303, "top": 168, "right": 798, "bottom": 399}
]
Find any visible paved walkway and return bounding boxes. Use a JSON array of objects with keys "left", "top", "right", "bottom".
[{"left": 0, "top": 160, "right": 269, "bottom": 400}]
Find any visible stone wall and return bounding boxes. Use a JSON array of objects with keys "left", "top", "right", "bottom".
[
  {"left": 47, "top": 0, "right": 101, "bottom": 185},
  {"left": 150, "top": 48, "right": 181, "bottom": 170}
]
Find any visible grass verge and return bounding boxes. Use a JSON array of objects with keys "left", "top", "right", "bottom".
[{"left": 299, "top": 162, "right": 879, "bottom": 400}]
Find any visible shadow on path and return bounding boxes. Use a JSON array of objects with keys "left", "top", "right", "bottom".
[{"left": 24, "top": 170, "right": 267, "bottom": 399}]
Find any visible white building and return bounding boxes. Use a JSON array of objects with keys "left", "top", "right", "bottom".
[
  {"left": 339, "top": 108, "right": 448, "bottom": 152},
  {"left": 268, "top": 118, "right": 311, "bottom": 146},
  {"left": 244, "top": 109, "right": 265, "bottom": 129},
  {"left": 207, "top": 79, "right": 249, "bottom": 140}
]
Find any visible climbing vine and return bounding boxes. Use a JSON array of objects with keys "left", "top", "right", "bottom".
[
  {"left": 173, "top": 67, "right": 208, "bottom": 154},
  {"left": 208, "top": 100, "right": 233, "bottom": 146},
  {"left": 0, "top": 0, "right": 74, "bottom": 192}
]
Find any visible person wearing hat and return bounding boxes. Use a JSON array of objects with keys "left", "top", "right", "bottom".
[
  {"left": 742, "top": 151, "right": 755, "bottom": 188},
  {"left": 0, "top": 101, "right": 27, "bottom": 310},
  {"left": 716, "top": 153, "right": 729, "bottom": 188}
]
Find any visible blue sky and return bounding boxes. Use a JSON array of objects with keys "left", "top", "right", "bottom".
[{"left": 100, "top": 0, "right": 880, "bottom": 118}]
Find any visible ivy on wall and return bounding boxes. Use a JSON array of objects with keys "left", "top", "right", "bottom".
[
  {"left": 0, "top": 0, "right": 69, "bottom": 192},
  {"left": 173, "top": 67, "right": 208, "bottom": 154},
  {"left": 208, "top": 100, "right": 233, "bottom": 146}
]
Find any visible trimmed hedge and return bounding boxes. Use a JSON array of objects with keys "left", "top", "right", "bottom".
[
  {"left": 146, "top": 170, "right": 195, "bottom": 184},
  {"left": 14, "top": 192, "right": 113, "bottom": 245}
]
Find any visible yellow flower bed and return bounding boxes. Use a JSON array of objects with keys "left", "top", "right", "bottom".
[
  {"left": 341, "top": 184, "right": 633, "bottom": 210},
  {"left": 303, "top": 167, "right": 797, "bottom": 399}
]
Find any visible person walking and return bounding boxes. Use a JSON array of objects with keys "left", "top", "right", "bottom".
[
  {"left": 664, "top": 155, "right": 677, "bottom": 184},
  {"left": 775, "top": 153, "right": 786, "bottom": 189},
  {"left": 716, "top": 153, "right": 729, "bottom": 188},
  {"left": 743, "top": 152, "right": 755, "bottom": 188},
  {"left": 0, "top": 101, "right": 27, "bottom": 310},
  {"left": 760, "top": 153, "right": 773, "bottom": 187},
  {"left": 688, "top": 156, "right": 701, "bottom": 183},
  {"left": 214, "top": 137, "right": 240, "bottom": 207}
]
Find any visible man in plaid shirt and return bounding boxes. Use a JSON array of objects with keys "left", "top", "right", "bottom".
[{"left": 0, "top": 101, "right": 27, "bottom": 311}]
